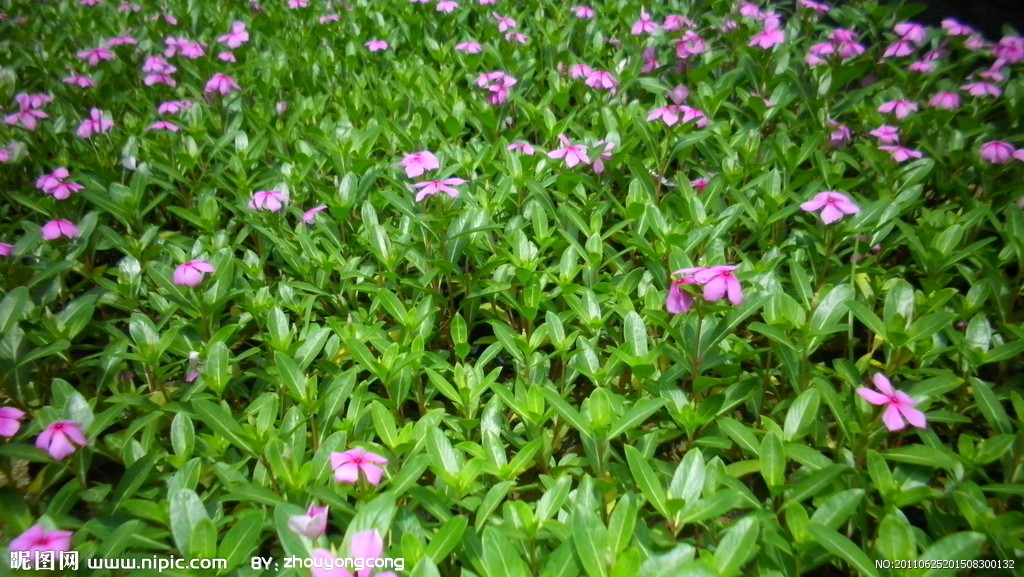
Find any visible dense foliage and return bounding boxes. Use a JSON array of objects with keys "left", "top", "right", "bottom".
[{"left": 1, "top": 0, "right": 1023, "bottom": 575}]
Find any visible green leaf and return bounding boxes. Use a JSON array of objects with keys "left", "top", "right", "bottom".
[
  {"left": 809, "top": 285, "right": 853, "bottom": 337},
  {"left": 169, "top": 489, "right": 211, "bottom": 558},
  {"left": 425, "top": 515, "right": 467, "bottom": 562},
  {"left": 783, "top": 389, "right": 820, "bottom": 442},
  {"left": 481, "top": 526, "right": 531, "bottom": 577},
  {"left": 623, "top": 311, "right": 648, "bottom": 358},
  {"left": 542, "top": 388, "right": 592, "bottom": 439},
  {"left": 218, "top": 510, "right": 266, "bottom": 570},
  {"left": 809, "top": 489, "right": 863, "bottom": 530},
  {"left": 608, "top": 398, "right": 665, "bottom": 439},
  {"left": 191, "top": 400, "right": 256, "bottom": 455},
  {"left": 971, "top": 379, "right": 1012, "bottom": 435},
  {"left": 918, "top": 533, "right": 985, "bottom": 577},
  {"left": 714, "top": 517, "right": 759, "bottom": 577},
  {"left": 883, "top": 446, "right": 959, "bottom": 471},
  {"left": 760, "top": 432, "right": 785, "bottom": 489},
  {"left": 0, "top": 286, "right": 31, "bottom": 334},
  {"left": 805, "top": 523, "right": 879, "bottom": 577},
  {"left": 572, "top": 505, "right": 610, "bottom": 577},
  {"left": 624, "top": 445, "right": 668, "bottom": 518},
  {"left": 877, "top": 514, "right": 916, "bottom": 563},
  {"left": 274, "top": 351, "right": 309, "bottom": 405}
]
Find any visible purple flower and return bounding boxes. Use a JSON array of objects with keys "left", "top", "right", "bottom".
[
  {"left": 302, "top": 205, "right": 328, "bottom": 224},
  {"left": 249, "top": 190, "right": 289, "bottom": 212},
  {"left": 979, "top": 141, "right": 1015, "bottom": 164},
  {"left": 331, "top": 448, "right": 388, "bottom": 485},
  {"left": 36, "top": 421, "right": 87, "bottom": 460},
  {"left": 173, "top": 260, "right": 214, "bottom": 287},
  {"left": 0, "top": 407, "right": 26, "bottom": 437},
  {"left": 41, "top": 220, "right": 80, "bottom": 241},
  {"left": 412, "top": 178, "right": 466, "bottom": 202},
  {"left": 857, "top": 373, "right": 927, "bottom": 431},
  {"left": 800, "top": 191, "right": 861, "bottom": 224},
  {"left": 548, "top": 135, "right": 590, "bottom": 168}
]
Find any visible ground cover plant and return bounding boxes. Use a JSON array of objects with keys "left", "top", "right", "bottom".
[{"left": 1, "top": 0, "right": 1023, "bottom": 575}]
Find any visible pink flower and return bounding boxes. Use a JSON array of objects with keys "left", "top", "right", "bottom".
[
  {"left": 493, "top": 13, "right": 516, "bottom": 32},
  {"left": 412, "top": 178, "right": 466, "bottom": 202},
  {"left": 455, "top": 42, "right": 483, "bottom": 53},
  {"left": 648, "top": 105, "right": 683, "bottom": 127},
  {"left": 691, "top": 176, "right": 710, "bottom": 192},
  {"left": 942, "top": 18, "right": 974, "bottom": 36},
  {"left": 158, "top": 100, "right": 193, "bottom": 115},
  {"left": 507, "top": 141, "right": 535, "bottom": 155},
  {"left": 993, "top": 36, "right": 1024, "bottom": 65},
  {"left": 77, "top": 46, "right": 115, "bottom": 67},
  {"left": 641, "top": 47, "right": 661, "bottom": 74},
  {"left": 41, "top": 220, "right": 80, "bottom": 241},
  {"left": 592, "top": 141, "right": 615, "bottom": 174},
  {"left": 568, "top": 64, "right": 593, "bottom": 79},
  {"left": 36, "top": 421, "right": 87, "bottom": 460},
  {"left": 331, "top": 448, "right": 388, "bottom": 485},
  {"left": 961, "top": 82, "right": 1001, "bottom": 98},
  {"left": 584, "top": 70, "right": 617, "bottom": 92},
  {"left": 303, "top": 205, "right": 328, "bottom": 224},
  {"left": 37, "top": 168, "right": 84, "bottom": 200},
  {"left": 63, "top": 74, "right": 95, "bottom": 88},
  {"left": 883, "top": 39, "right": 916, "bottom": 58},
  {"left": 894, "top": 22, "right": 926, "bottom": 43},
  {"left": 979, "top": 141, "right": 1016, "bottom": 164},
  {"left": 10, "top": 525, "right": 74, "bottom": 563},
  {"left": 869, "top": 125, "right": 900, "bottom": 144},
  {"left": 118, "top": 2, "right": 141, "bottom": 12},
  {"left": 505, "top": 32, "right": 528, "bottom": 44},
  {"left": 5, "top": 95, "right": 50, "bottom": 131},
  {"left": 857, "top": 373, "right": 926, "bottom": 431},
  {"left": 631, "top": 10, "right": 659, "bottom": 36},
  {"left": 104, "top": 35, "right": 137, "bottom": 47},
  {"left": 365, "top": 40, "right": 389, "bottom": 52},
  {"left": 676, "top": 266, "right": 744, "bottom": 305},
  {"left": 548, "top": 135, "right": 590, "bottom": 168},
  {"left": 676, "top": 31, "right": 707, "bottom": 58},
  {"left": 0, "top": 407, "right": 26, "bottom": 437},
  {"left": 572, "top": 6, "right": 595, "bottom": 19},
  {"left": 878, "top": 99, "right": 917, "bottom": 119},
  {"left": 831, "top": 29, "right": 865, "bottom": 59},
  {"left": 288, "top": 505, "right": 329, "bottom": 539},
  {"left": 749, "top": 27, "right": 784, "bottom": 49},
  {"left": 436, "top": 0, "right": 458, "bottom": 12},
  {"left": 320, "top": 14, "right": 340, "bottom": 24},
  {"left": 144, "top": 73, "right": 177, "bottom": 87},
  {"left": 798, "top": 0, "right": 831, "bottom": 12},
  {"left": 829, "top": 122, "right": 852, "bottom": 147},
  {"left": 668, "top": 85, "right": 689, "bottom": 104},
  {"left": 663, "top": 14, "right": 694, "bottom": 31},
  {"left": 397, "top": 151, "right": 440, "bottom": 178},
  {"left": 218, "top": 21, "right": 249, "bottom": 49},
  {"left": 76, "top": 108, "right": 114, "bottom": 139},
  {"left": 0, "top": 242, "right": 13, "bottom": 257},
  {"left": 928, "top": 92, "right": 960, "bottom": 110},
  {"left": 143, "top": 55, "right": 175, "bottom": 73},
  {"left": 310, "top": 530, "right": 396, "bottom": 577},
  {"left": 205, "top": 73, "right": 240, "bottom": 95},
  {"left": 666, "top": 275, "right": 696, "bottom": 314},
  {"left": 907, "top": 59, "right": 936, "bottom": 73},
  {"left": 678, "top": 105, "right": 709, "bottom": 127},
  {"left": 288, "top": 0, "right": 308, "bottom": 8},
  {"left": 148, "top": 121, "right": 180, "bottom": 132},
  {"left": 218, "top": 52, "right": 236, "bottom": 63},
  {"left": 800, "top": 191, "right": 860, "bottom": 224},
  {"left": 249, "top": 190, "right": 289, "bottom": 212},
  {"left": 173, "top": 260, "right": 215, "bottom": 287},
  {"left": 879, "top": 145, "right": 923, "bottom": 162}
]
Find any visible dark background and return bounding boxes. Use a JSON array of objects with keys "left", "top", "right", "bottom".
[{"left": 908, "top": 0, "right": 1023, "bottom": 39}]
